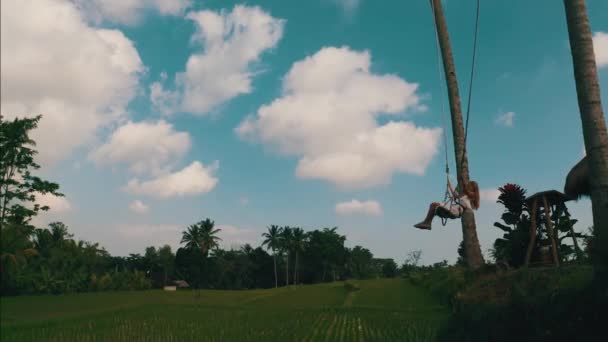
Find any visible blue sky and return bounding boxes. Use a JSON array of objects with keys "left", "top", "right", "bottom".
[{"left": 2, "top": 0, "right": 607, "bottom": 264}]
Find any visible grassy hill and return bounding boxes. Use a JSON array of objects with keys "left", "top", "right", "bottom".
[{"left": 1, "top": 278, "right": 448, "bottom": 341}]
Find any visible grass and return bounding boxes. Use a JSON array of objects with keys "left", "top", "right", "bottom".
[{"left": 1, "top": 278, "right": 449, "bottom": 341}]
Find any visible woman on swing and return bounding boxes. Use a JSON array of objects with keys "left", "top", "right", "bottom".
[{"left": 414, "top": 178, "right": 480, "bottom": 230}]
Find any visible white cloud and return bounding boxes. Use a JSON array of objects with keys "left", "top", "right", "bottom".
[
  {"left": 129, "top": 200, "right": 149, "bottom": 214},
  {"left": 1, "top": 0, "right": 143, "bottom": 166},
  {"left": 30, "top": 193, "right": 73, "bottom": 227},
  {"left": 239, "top": 197, "right": 250, "bottom": 205},
  {"left": 114, "top": 223, "right": 182, "bottom": 253},
  {"left": 74, "top": 0, "right": 191, "bottom": 25},
  {"left": 237, "top": 46, "right": 442, "bottom": 189},
  {"left": 36, "top": 193, "right": 72, "bottom": 213},
  {"left": 216, "top": 224, "right": 260, "bottom": 249},
  {"left": 333, "top": 0, "right": 361, "bottom": 13},
  {"left": 150, "top": 5, "right": 285, "bottom": 115},
  {"left": 125, "top": 161, "right": 219, "bottom": 198},
  {"left": 335, "top": 199, "right": 383, "bottom": 216},
  {"left": 593, "top": 32, "right": 608, "bottom": 68},
  {"left": 495, "top": 111, "right": 515, "bottom": 127},
  {"left": 479, "top": 188, "right": 500, "bottom": 202},
  {"left": 117, "top": 223, "right": 180, "bottom": 238},
  {"left": 90, "top": 120, "right": 191, "bottom": 175}
]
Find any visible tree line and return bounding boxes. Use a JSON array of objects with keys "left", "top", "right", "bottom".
[{"left": 1, "top": 217, "right": 400, "bottom": 295}]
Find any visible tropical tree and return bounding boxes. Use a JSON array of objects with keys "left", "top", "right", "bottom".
[
  {"left": 261, "top": 225, "right": 281, "bottom": 288},
  {"left": 401, "top": 250, "right": 422, "bottom": 277},
  {"left": 0, "top": 222, "right": 37, "bottom": 293},
  {"left": 382, "top": 259, "right": 398, "bottom": 278},
  {"left": 430, "top": 0, "right": 485, "bottom": 270},
  {"left": 0, "top": 115, "right": 62, "bottom": 230},
  {"left": 180, "top": 218, "right": 221, "bottom": 257},
  {"left": 304, "top": 227, "right": 346, "bottom": 282},
  {"left": 280, "top": 226, "right": 293, "bottom": 286},
  {"left": 348, "top": 246, "right": 374, "bottom": 279},
  {"left": 564, "top": 0, "right": 608, "bottom": 283},
  {"left": 180, "top": 219, "right": 221, "bottom": 290},
  {"left": 291, "top": 227, "right": 306, "bottom": 285},
  {"left": 49, "top": 222, "right": 72, "bottom": 244}
]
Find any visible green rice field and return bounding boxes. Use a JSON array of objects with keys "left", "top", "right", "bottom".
[{"left": 1, "top": 278, "right": 449, "bottom": 341}]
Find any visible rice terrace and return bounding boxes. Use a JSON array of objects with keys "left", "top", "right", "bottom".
[
  {"left": 1, "top": 0, "right": 608, "bottom": 341},
  {"left": 1, "top": 279, "right": 448, "bottom": 341}
]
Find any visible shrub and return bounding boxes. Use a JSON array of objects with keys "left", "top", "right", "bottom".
[{"left": 434, "top": 265, "right": 604, "bottom": 341}]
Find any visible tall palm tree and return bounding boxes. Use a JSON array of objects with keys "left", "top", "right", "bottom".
[
  {"left": 280, "top": 226, "right": 293, "bottom": 286},
  {"left": 262, "top": 225, "right": 281, "bottom": 288},
  {"left": 291, "top": 227, "right": 306, "bottom": 286},
  {"left": 563, "top": 0, "right": 608, "bottom": 282},
  {"left": 430, "top": 0, "right": 485, "bottom": 270},
  {"left": 180, "top": 218, "right": 221, "bottom": 291},
  {"left": 49, "top": 222, "right": 72, "bottom": 244},
  {"left": 180, "top": 218, "right": 222, "bottom": 257}
]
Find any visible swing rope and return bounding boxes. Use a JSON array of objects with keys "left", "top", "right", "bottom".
[
  {"left": 429, "top": 0, "right": 454, "bottom": 226},
  {"left": 429, "top": 0, "right": 481, "bottom": 225},
  {"left": 429, "top": 0, "right": 450, "bottom": 179},
  {"left": 460, "top": 0, "right": 481, "bottom": 173}
]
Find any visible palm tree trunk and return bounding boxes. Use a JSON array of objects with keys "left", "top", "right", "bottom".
[
  {"left": 564, "top": 0, "right": 608, "bottom": 282},
  {"left": 293, "top": 252, "right": 298, "bottom": 285},
  {"left": 273, "top": 253, "right": 277, "bottom": 288},
  {"left": 431, "top": 0, "right": 484, "bottom": 270},
  {"left": 285, "top": 254, "right": 289, "bottom": 286}
]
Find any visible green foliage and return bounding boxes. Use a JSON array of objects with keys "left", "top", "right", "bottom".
[
  {"left": 583, "top": 226, "right": 595, "bottom": 261},
  {"left": 382, "top": 259, "right": 398, "bottom": 278},
  {"left": 455, "top": 241, "right": 466, "bottom": 266},
  {"left": 405, "top": 264, "right": 602, "bottom": 341},
  {"left": 346, "top": 246, "right": 374, "bottom": 278},
  {"left": 180, "top": 218, "right": 221, "bottom": 256},
  {"left": 491, "top": 184, "right": 532, "bottom": 267},
  {"left": 261, "top": 225, "right": 282, "bottom": 252},
  {"left": 0, "top": 115, "right": 62, "bottom": 229},
  {"left": 435, "top": 266, "right": 603, "bottom": 341},
  {"left": 400, "top": 250, "right": 423, "bottom": 277},
  {"left": 301, "top": 227, "right": 347, "bottom": 283},
  {"left": 1, "top": 219, "right": 158, "bottom": 295},
  {"left": 491, "top": 183, "right": 586, "bottom": 267},
  {"left": 408, "top": 266, "right": 466, "bottom": 308}
]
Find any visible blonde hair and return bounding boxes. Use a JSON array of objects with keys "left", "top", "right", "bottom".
[{"left": 466, "top": 181, "right": 480, "bottom": 210}]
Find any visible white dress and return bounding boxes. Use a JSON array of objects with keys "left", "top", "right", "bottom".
[{"left": 437, "top": 195, "right": 472, "bottom": 218}]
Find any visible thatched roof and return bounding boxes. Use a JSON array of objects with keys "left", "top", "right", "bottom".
[
  {"left": 564, "top": 156, "right": 588, "bottom": 200},
  {"left": 173, "top": 280, "right": 189, "bottom": 288},
  {"left": 525, "top": 190, "right": 569, "bottom": 208}
]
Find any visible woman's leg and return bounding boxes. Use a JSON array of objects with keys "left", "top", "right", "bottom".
[{"left": 414, "top": 202, "right": 441, "bottom": 230}]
